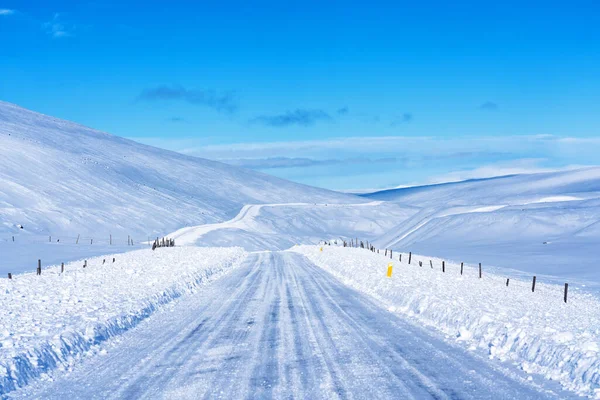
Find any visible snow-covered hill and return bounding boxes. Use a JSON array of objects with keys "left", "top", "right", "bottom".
[
  {"left": 0, "top": 101, "right": 360, "bottom": 239},
  {"left": 363, "top": 169, "right": 600, "bottom": 282}
]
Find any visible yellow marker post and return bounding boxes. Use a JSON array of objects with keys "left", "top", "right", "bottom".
[
  {"left": 387, "top": 263, "right": 393, "bottom": 278},
  {"left": 320, "top": 247, "right": 323, "bottom": 252}
]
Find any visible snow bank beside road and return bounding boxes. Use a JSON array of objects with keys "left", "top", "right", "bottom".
[
  {"left": 0, "top": 247, "right": 247, "bottom": 395},
  {"left": 293, "top": 245, "right": 600, "bottom": 398}
]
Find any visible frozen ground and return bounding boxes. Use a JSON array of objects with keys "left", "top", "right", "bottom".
[
  {"left": 0, "top": 241, "right": 148, "bottom": 276},
  {"left": 6, "top": 252, "right": 579, "bottom": 399}
]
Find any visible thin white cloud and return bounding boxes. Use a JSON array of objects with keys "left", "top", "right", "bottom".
[
  {"left": 0, "top": 9, "right": 14, "bottom": 15},
  {"left": 133, "top": 134, "right": 600, "bottom": 160},
  {"left": 43, "top": 13, "right": 74, "bottom": 38},
  {"left": 130, "top": 134, "right": 600, "bottom": 190}
]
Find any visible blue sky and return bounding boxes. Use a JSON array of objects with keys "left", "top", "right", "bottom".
[{"left": 1, "top": 1, "right": 599, "bottom": 190}]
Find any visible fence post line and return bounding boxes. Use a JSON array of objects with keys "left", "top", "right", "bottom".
[
  {"left": 532, "top": 276, "right": 537, "bottom": 292},
  {"left": 564, "top": 283, "right": 569, "bottom": 303}
]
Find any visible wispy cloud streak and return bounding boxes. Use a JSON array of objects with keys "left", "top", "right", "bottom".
[
  {"left": 251, "top": 109, "right": 332, "bottom": 127},
  {"left": 138, "top": 85, "right": 237, "bottom": 114}
]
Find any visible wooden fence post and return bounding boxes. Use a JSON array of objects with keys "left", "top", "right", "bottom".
[
  {"left": 76, "top": 234, "right": 80, "bottom": 244},
  {"left": 90, "top": 238, "right": 93, "bottom": 245},
  {"left": 442, "top": 261, "right": 445, "bottom": 273},
  {"left": 506, "top": 278, "right": 510, "bottom": 286},
  {"left": 390, "top": 249, "right": 392, "bottom": 259},
  {"left": 61, "top": 263, "right": 64, "bottom": 273},
  {"left": 113, "top": 257, "right": 115, "bottom": 263},
  {"left": 419, "top": 261, "right": 422, "bottom": 267},
  {"left": 460, "top": 262, "right": 463, "bottom": 275},
  {"left": 532, "top": 276, "right": 537, "bottom": 292},
  {"left": 110, "top": 234, "right": 112, "bottom": 245},
  {"left": 49, "top": 236, "right": 51, "bottom": 242},
  {"left": 399, "top": 254, "right": 402, "bottom": 262},
  {"left": 479, "top": 263, "right": 482, "bottom": 278},
  {"left": 429, "top": 260, "right": 433, "bottom": 268},
  {"left": 8, "top": 273, "right": 12, "bottom": 279},
  {"left": 84, "top": 260, "right": 87, "bottom": 268},
  {"left": 564, "top": 283, "right": 569, "bottom": 303},
  {"left": 408, "top": 252, "right": 412, "bottom": 264},
  {"left": 37, "top": 259, "right": 41, "bottom": 275}
]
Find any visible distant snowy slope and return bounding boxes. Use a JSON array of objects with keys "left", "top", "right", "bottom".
[
  {"left": 364, "top": 168, "right": 600, "bottom": 206},
  {"left": 0, "top": 101, "right": 360, "bottom": 237},
  {"left": 362, "top": 169, "right": 600, "bottom": 283}
]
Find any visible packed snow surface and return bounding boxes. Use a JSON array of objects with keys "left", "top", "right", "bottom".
[
  {"left": 294, "top": 245, "right": 600, "bottom": 398},
  {"left": 7, "top": 252, "right": 579, "bottom": 399},
  {"left": 0, "top": 246, "right": 247, "bottom": 395}
]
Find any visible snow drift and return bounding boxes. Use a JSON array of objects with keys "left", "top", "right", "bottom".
[
  {"left": 0, "top": 247, "right": 247, "bottom": 395},
  {"left": 293, "top": 245, "right": 600, "bottom": 398}
]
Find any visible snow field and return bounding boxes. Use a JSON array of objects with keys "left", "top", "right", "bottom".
[
  {"left": 0, "top": 247, "right": 248, "bottom": 395},
  {"left": 293, "top": 245, "right": 600, "bottom": 398}
]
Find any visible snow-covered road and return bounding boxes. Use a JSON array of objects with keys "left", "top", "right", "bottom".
[{"left": 12, "top": 252, "right": 577, "bottom": 399}]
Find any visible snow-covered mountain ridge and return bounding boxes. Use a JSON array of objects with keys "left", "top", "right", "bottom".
[{"left": 0, "top": 101, "right": 360, "bottom": 238}]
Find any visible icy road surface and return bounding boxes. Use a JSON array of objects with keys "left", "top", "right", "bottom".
[{"left": 12, "top": 252, "right": 578, "bottom": 399}]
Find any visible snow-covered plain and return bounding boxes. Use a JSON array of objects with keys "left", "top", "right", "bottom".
[
  {"left": 293, "top": 245, "right": 600, "bottom": 398},
  {"left": 0, "top": 247, "right": 247, "bottom": 394}
]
